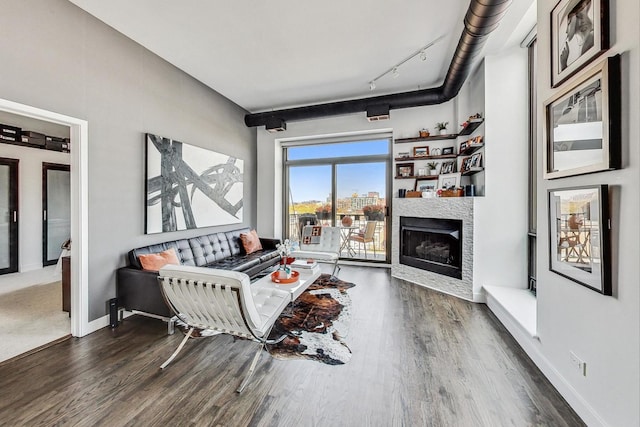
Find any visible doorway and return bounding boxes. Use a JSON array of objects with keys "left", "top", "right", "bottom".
[
  {"left": 42, "top": 163, "right": 71, "bottom": 266},
  {"left": 0, "top": 98, "right": 89, "bottom": 338},
  {"left": 283, "top": 137, "right": 391, "bottom": 264},
  {"left": 0, "top": 158, "right": 18, "bottom": 275}
]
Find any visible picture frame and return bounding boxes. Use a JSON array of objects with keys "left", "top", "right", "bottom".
[
  {"left": 437, "top": 172, "right": 461, "bottom": 190},
  {"left": 470, "top": 152, "right": 482, "bottom": 167},
  {"left": 442, "top": 147, "right": 454, "bottom": 155},
  {"left": 460, "top": 156, "right": 472, "bottom": 173},
  {"left": 413, "top": 146, "right": 429, "bottom": 157},
  {"left": 440, "top": 160, "right": 456, "bottom": 174},
  {"left": 550, "top": 0, "right": 609, "bottom": 88},
  {"left": 398, "top": 151, "right": 410, "bottom": 159},
  {"left": 145, "top": 133, "right": 244, "bottom": 234},
  {"left": 414, "top": 178, "right": 437, "bottom": 192},
  {"left": 396, "top": 162, "right": 414, "bottom": 178},
  {"left": 543, "top": 55, "right": 620, "bottom": 179},
  {"left": 548, "top": 184, "right": 611, "bottom": 295}
]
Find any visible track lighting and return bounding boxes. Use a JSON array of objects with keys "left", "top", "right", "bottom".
[{"left": 367, "top": 35, "right": 443, "bottom": 91}]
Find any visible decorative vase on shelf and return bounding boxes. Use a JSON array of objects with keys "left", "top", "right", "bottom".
[{"left": 439, "top": 129, "right": 447, "bottom": 135}]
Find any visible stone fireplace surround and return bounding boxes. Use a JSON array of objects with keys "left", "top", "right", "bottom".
[{"left": 392, "top": 198, "right": 475, "bottom": 301}]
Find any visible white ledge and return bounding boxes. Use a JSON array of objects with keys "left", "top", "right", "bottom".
[{"left": 483, "top": 285, "right": 537, "bottom": 338}]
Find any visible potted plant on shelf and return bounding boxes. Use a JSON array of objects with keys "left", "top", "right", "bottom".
[
  {"left": 315, "top": 204, "right": 332, "bottom": 220},
  {"left": 435, "top": 121, "right": 449, "bottom": 135},
  {"left": 427, "top": 161, "right": 439, "bottom": 175},
  {"left": 362, "top": 205, "right": 384, "bottom": 221}
]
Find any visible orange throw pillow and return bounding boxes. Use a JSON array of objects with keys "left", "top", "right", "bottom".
[
  {"left": 240, "top": 229, "right": 263, "bottom": 254},
  {"left": 138, "top": 248, "right": 180, "bottom": 271}
]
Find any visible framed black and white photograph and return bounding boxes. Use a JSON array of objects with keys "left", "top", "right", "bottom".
[
  {"left": 543, "top": 55, "right": 620, "bottom": 179},
  {"left": 396, "top": 162, "right": 414, "bottom": 178},
  {"left": 437, "top": 172, "right": 461, "bottom": 190},
  {"left": 551, "top": 0, "right": 608, "bottom": 87},
  {"left": 548, "top": 185, "right": 611, "bottom": 295},
  {"left": 414, "top": 179, "right": 437, "bottom": 192},
  {"left": 440, "top": 160, "right": 455, "bottom": 174},
  {"left": 145, "top": 133, "right": 244, "bottom": 234},
  {"left": 442, "top": 147, "right": 454, "bottom": 155}
]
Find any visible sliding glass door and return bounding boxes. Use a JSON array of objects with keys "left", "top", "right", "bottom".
[
  {"left": 284, "top": 138, "right": 391, "bottom": 263},
  {"left": 42, "top": 163, "right": 70, "bottom": 266},
  {"left": 0, "top": 158, "right": 19, "bottom": 275}
]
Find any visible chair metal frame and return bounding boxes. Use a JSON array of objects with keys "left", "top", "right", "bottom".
[
  {"left": 157, "top": 267, "right": 288, "bottom": 393},
  {"left": 349, "top": 221, "right": 377, "bottom": 259}
]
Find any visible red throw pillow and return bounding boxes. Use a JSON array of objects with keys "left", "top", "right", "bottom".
[
  {"left": 240, "top": 229, "right": 263, "bottom": 254},
  {"left": 138, "top": 248, "right": 180, "bottom": 271}
]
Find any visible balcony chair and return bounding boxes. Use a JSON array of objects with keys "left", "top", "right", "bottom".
[
  {"left": 157, "top": 264, "right": 290, "bottom": 393},
  {"left": 291, "top": 225, "right": 341, "bottom": 276},
  {"left": 349, "top": 221, "right": 377, "bottom": 259}
]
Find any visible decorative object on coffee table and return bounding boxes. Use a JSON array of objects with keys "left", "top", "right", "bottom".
[{"left": 276, "top": 239, "right": 298, "bottom": 279}]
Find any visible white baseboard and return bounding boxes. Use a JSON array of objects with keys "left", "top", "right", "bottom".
[
  {"left": 85, "top": 310, "right": 135, "bottom": 335},
  {"left": 485, "top": 292, "right": 609, "bottom": 427}
]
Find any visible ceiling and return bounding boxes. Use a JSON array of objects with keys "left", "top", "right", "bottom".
[{"left": 68, "top": 0, "right": 536, "bottom": 114}]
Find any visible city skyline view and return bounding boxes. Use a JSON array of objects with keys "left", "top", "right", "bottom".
[{"left": 286, "top": 139, "right": 389, "bottom": 203}]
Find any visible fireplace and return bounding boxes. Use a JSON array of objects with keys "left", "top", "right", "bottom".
[{"left": 400, "top": 216, "right": 463, "bottom": 279}]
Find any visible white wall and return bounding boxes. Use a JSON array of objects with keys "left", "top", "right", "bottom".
[
  {"left": 473, "top": 47, "right": 529, "bottom": 297},
  {"left": 533, "top": 0, "right": 640, "bottom": 425},
  {"left": 0, "top": 0, "right": 256, "bottom": 320},
  {"left": 0, "top": 143, "right": 70, "bottom": 272}
]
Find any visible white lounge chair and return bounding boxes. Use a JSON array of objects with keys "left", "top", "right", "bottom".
[
  {"left": 157, "top": 264, "right": 290, "bottom": 393},
  {"left": 292, "top": 225, "right": 341, "bottom": 276}
]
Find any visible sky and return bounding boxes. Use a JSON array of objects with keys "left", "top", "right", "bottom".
[{"left": 287, "top": 140, "right": 388, "bottom": 202}]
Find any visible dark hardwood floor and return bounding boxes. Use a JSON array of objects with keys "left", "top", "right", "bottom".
[{"left": 0, "top": 265, "right": 585, "bottom": 426}]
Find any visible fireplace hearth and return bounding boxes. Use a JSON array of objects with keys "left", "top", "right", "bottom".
[{"left": 400, "top": 216, "right": 463, "bottom": 279}]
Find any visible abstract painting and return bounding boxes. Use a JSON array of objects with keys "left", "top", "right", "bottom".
[{"left": 145, "top": 133, "right": 243, "bottom": 234}]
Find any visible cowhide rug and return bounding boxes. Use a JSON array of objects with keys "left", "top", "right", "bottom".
[{"left": 267, "top": 273, "right": 355, "bottom": 365}]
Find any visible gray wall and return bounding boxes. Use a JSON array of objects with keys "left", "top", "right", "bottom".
[{"left": 0, "top": 0, "right": 256, "bottom": 320}]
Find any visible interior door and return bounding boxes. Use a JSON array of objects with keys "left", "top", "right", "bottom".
[
  {"left": 42, "top": 163, "right": 70, "bottom": 266},
  {"left": 0, "top": 158, "right": 19, "bottom": 275}
]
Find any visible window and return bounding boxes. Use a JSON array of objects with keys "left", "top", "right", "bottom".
[
  {"left": 283, "top": 137, "right": 391, "bottom": 263},
  {"left": 528, "top": 38, "right": 537, "bottom": 294}
]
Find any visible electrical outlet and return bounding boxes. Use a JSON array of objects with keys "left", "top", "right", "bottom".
[{"left": 570, "top": 351, "right": 587, "bottom": 376}]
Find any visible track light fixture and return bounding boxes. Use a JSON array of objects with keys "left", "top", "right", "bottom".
[{"left": 367, "top": 35, "right": 444, "bottom": 91}]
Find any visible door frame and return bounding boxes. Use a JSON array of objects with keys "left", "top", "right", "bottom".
[
  {"left": 282, "top": 139, "right": 392, "bottom": 264},
  {"left": 0, "top": 98, "right": 90, "bottom": 337},
  {"left": 0, "top": 157, "right": 19, "bottom": 275},
  {"left": 42, "top": 163, "right": 71, "bottom": 266}
]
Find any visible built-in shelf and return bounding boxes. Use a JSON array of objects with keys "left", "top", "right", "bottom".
[
  {"left": 457, "top": 118, "right": 484, "bottom": 136},
  {"left": 394, "top": 154, "right": 457, "bottom": 161},
  {"left": 394, "top": 134, "right": 458, "bottom": 143},
  {"left": 458, "top": 142, "right": 484, "bottom": 156},
  {"left": 395, "top": 174, "right": 439, "bottom": 180}
]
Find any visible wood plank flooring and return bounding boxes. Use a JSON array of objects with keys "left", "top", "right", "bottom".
[{"left": 0, "top": 265, "right": 585, "bottom": 426}]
